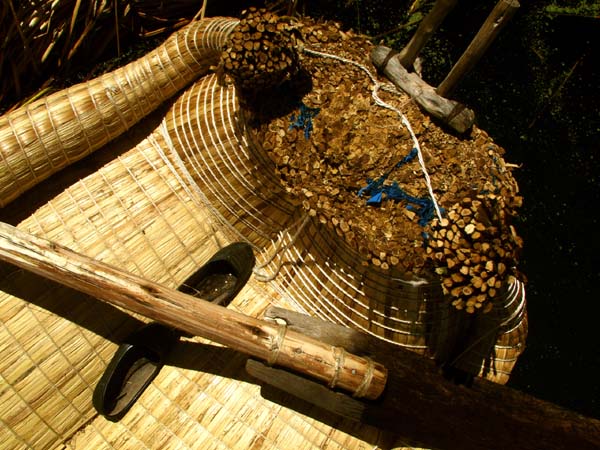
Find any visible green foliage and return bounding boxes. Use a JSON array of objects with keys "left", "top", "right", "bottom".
[{"left": 544, "top": 0, "right": 600, "bottom": 17}]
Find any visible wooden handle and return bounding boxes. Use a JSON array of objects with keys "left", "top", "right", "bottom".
[
  {"left": 398, "top": 0, "right": 459, "bottom": 69},
  {"left": 0, "top": 221, "right": 387, "bottom": 400},
  {"left": 437, "top": 0, "right": 520, "bottom": 96}
]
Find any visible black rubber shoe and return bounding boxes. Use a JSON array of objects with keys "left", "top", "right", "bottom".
[
  {"left": 92, "top": 242, "right": 255, "bottom": 421},
  {"left": 92, "top": 322, "right": 178, "bottom": 421},
  {"left": 178, "top": 242, "right": 255, "bottom": 307}
]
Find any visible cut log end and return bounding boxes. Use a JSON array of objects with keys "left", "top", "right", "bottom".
[
  {"left": 220, "top": 7, "right": 302, "bottom": 96},
  {"left": 427, "top": 193, "right": 523, "bottom": 313}
]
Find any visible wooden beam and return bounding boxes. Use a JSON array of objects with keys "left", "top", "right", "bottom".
[
  {"left": 398, "top": 0, "right": 459, "bottom": 69},
  {"left": 437, "top": 0, "right": 520, "bottom": 97},
  {"left": 249, "top": 306, "right": 600, "bottom": 450},
  {"left": 371, "top": 45, "right": 475, "bottom": 133}
]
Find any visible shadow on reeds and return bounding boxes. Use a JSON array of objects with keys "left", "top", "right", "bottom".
[
  {"left": 0, "top": 260, "right": 146, "bottom": 341},
  {"left": 238, "top": 67, "right": 313, "bottom": 126},
  {"left": 0, "top": 102, "right": 172, "bottom": 226}
]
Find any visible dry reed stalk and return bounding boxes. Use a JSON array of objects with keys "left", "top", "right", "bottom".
[
  {"left": 0, "top": 17, "right": 239, "bottom": 208},
  {"left": 1, "top": 1, "right": 112, "bottom": 107},
  {"left": 1, "top": 0, "right": 209, "bottom": 108},
  {"left": 132, "top": 0, "right": 206, "bottom": 36}
]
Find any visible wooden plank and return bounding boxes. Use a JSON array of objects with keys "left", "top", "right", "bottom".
[
  {"left": 246, "top": 359, "right": 365, "bottom": 421},
  {"left": 265, "top": 306, "right": 373, "bottom": 355},
  {"left": 371, "top": 45, "right": 475, "bottom": 133}
]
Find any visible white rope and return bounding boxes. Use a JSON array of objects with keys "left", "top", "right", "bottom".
[
  {"left": 302, "top": 47, "right": 443, "bottom": 222},
  {"left": 253, "top": 213, "right": 311, "bottom": 282}
]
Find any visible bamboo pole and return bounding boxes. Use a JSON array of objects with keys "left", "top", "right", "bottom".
[
  {"left": 397, "top": 0, "right": 459, "bottom": 69},
  {"left": 0, "top": 221, "right": 387, "bottom": 400},
  {"left": 437, "top": 0, "right": 520, "bottom": 97}
]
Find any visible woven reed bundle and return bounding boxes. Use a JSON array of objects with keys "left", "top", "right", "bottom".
[
  {"left": 0, "top": 0, "right": 206, "bottom": 108},
  {"left": 0, "top": 17, "right": 238, "bottom": 208},
  {"left": 157, "top": 72, "right": 527, "bottom": 383},
  {"left": 0, "top": 104, "right": 407, "bottom": 449}
]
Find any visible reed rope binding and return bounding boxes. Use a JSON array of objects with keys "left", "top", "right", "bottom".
[
  {"left": 352, "top": 357, "right": 376, "bottom": 398},
  {"left": 253, "top": 214, "right": 311, "bottom": 282},
  {"left": 329, "top": 346, "right": 346, "bottom": 389},
  {"left": 267, "top": 321, "right": 288, "bottom": 366}
]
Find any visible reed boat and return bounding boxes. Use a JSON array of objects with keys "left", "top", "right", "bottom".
[{"left": 0, "top": 11, "right": 527, "bottom": 449}]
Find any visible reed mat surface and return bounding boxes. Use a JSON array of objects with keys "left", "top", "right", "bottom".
[
  {"left": 0, "top": 11, "right": 528, "bottom": 448},
  {"left": 0, "top": 99, "right": 410, "bottom": 449},
  {"left": 156, "top": 71, "right": 527, "bottom": 384}
]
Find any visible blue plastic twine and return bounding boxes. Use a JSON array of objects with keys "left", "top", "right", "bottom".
[
  {"left": 358, "top": 147, "right": 440, "bottom": 227},
  {"left": 289, "top": 102, "right": 321, "bottom": 139}
]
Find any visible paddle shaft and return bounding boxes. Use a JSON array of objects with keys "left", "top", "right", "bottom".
[{"left": 0, "top": 221, "right": 386, "bottom": 400}]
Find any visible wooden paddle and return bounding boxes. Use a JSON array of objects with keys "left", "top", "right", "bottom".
[{"left": 0, "top": 221, "right": 386, "bottom": 400}]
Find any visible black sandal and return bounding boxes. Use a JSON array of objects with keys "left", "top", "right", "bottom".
[
  {"left": 92, "top": 323, "right": 178, "bottom": 421},
  {"left": 93, "top": 242, "right": 255, "bottom": 421},
  {"left": 178, "top": 242, "right": 255, "bottom": 307}
]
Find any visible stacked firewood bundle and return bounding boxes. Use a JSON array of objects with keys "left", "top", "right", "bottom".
[
  {"left": 427, "top": 194, "right": 523, "bottom": 313},
  {"left": 220, "top": 7, "right": 302, "bottom": 93}
]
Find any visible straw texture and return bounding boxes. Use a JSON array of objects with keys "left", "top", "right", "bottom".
[
  {"left": 0, "top": 13, "right": 526, "bottom": 448},
  {"left": 0, "top": 17, "right": 238, "bottom": 208},
  {"left": 157, "top": 72, "right": 527, "bottom": 382},
  {"left": 0, "top": 85, "right": 411, "bottom": 450}
]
